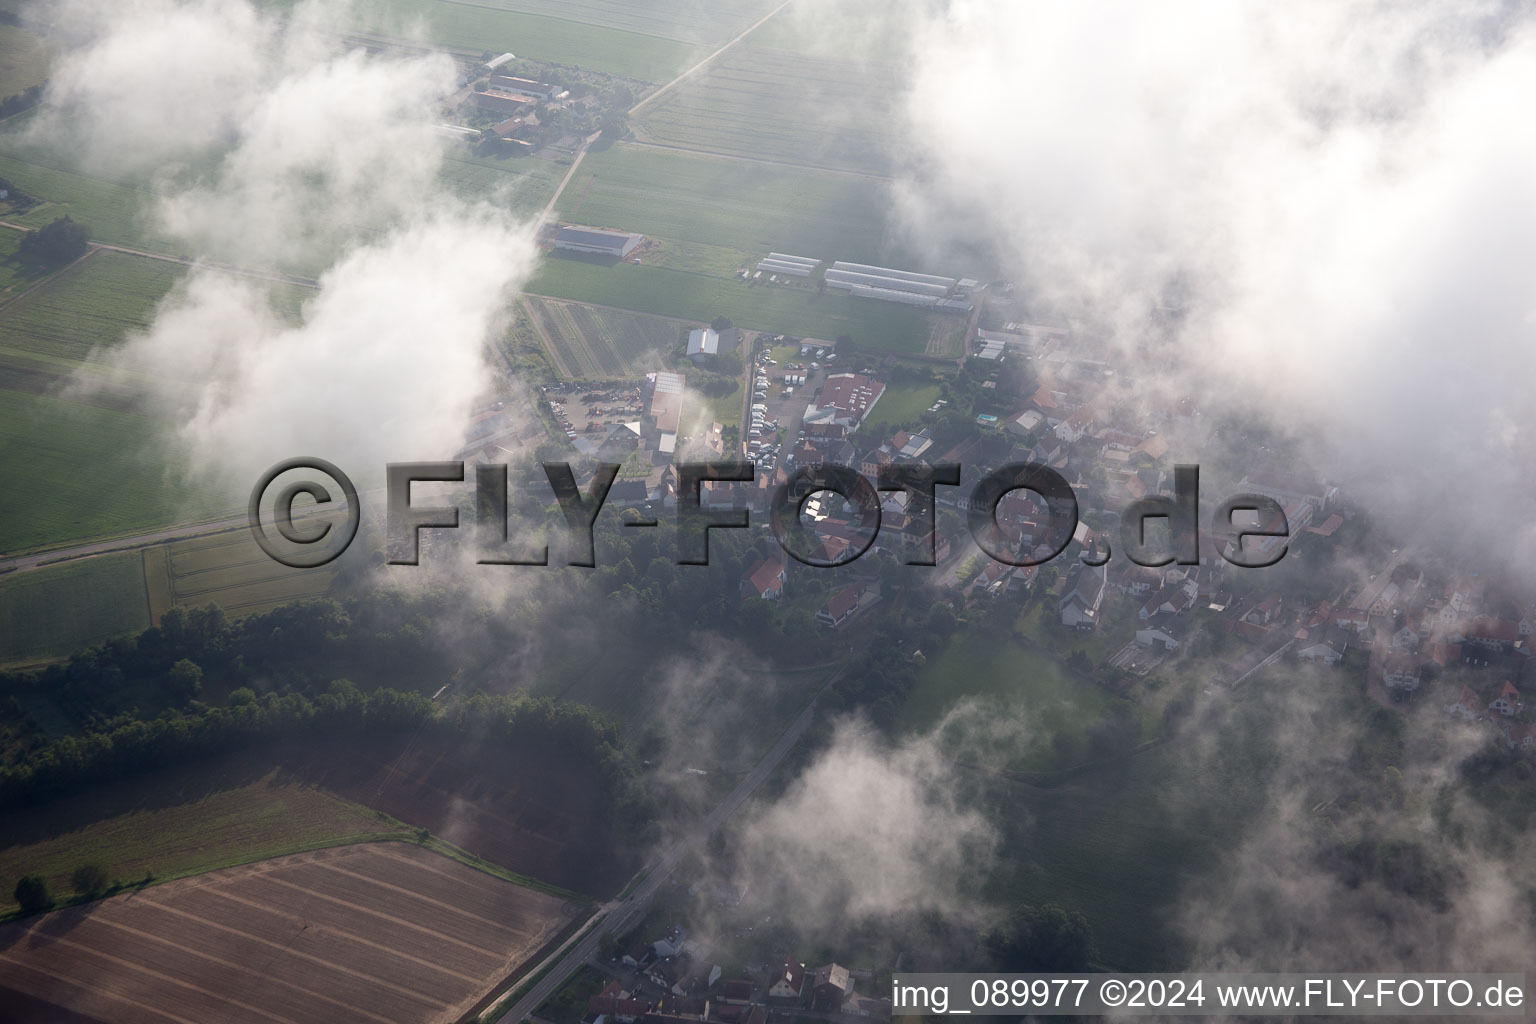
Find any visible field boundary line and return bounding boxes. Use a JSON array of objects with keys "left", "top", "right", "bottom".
[
  {"left": 617, "top": 139, "right": 894, "bottom": 182},
  {"left": 629, "top": 0, "right": 795, "bottom": 117}
]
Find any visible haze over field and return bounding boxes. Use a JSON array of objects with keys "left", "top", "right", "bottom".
[
  {"left": 41, "top": 0, "right": 543, "bottom": 489},
  {"left": 891, "top": 0, "right": 1536, "bottom": 562}
]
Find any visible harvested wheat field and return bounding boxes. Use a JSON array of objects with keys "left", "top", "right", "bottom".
[{"left": 0, "top": 842, "right": 580, "bottom": 1024}]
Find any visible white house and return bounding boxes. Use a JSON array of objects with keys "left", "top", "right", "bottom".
[
  {"left": 1059, "top": 564, "right": 1107, "bottom": 630},
  {"left": 741, "top": 559, "right": 786, "bottom": 600},
  {"left": 1135, "top": 620, "right": 1180, "bottom": 651},
  {"left": 1297, "top": 624, "right": 1350, "bottom": 665},
  {"left": 767, "top": 961, "right": 806, "bottom": 1001}
]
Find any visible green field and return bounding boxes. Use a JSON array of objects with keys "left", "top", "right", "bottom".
[
  {"left": 0, "top": 22, "right": 51, "bottom": 99},
  {"left": 0, "top": 553, "right": 149, "bottom": 667},
  {"left": 522, "top": 294, "right": 685, "bottom": 377},
  {"left": 0, "top": 252, "right": 247, "bottom": 553},
  {"left": 633, "top": 45, "right": 901, "bottom": 175},
  {"left": 0, "top": 222, "right": 47, "bottom": 298},
  {"left": 450, "top": 0, "right": 780, "bottom": 45},
  {"left": 981, "top": 739, "right": 1237, "bottom": 969},
  {"left": 0, "top": 248, "right": 184, "bottom": 362},
  {"left": 528, "top": 256, "right": 930, "bottom": 353},
  {"left": 165, "top": 530, "right": 339, "bottom": 615},
  {"left": 0, "top": 151, "right": 179, "bottom": 255},
  {"left": 0, "top": 757, "right": 415, "bottom": 915},
  {"left": 0, "top": 250, "right": 318, "bottom": 555},
  {"left": 898, "top": 636, "right": 1108, "bottom": 772},
  {"left": 860, "top": 380, "right": 940, "bottom": 435},
  {"left": 557, "top": 143, "right": 907, "bottom": 269},
  {"left": 0, "top": 390, "right": 230, "bottom": 553},
  {"left": 439, "top": 148, "right": 567, "bottom": 217},
  {"left": 347, "top": 0, "right": 704, "bottom": 82}
]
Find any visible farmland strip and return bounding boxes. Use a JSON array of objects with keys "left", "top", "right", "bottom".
[
  {"left": 6, "top": 934, "right": 303, "bottom": 1024},
  {"left": 74, "top": 914, "right": 420, "bottom": 1024},
  {"left": 0, "top": 955, "right": 193, "bottom": 1024},
  {"left": 126, "top": 900, "right": 455, "bottom": 1003},
  {"left": 190, "top": 889, "right": 490, "bottom": 986}
]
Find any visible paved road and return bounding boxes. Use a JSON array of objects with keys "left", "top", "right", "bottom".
[
  {"left": 1227, "top": 637, "right": 1295, "bottom": 689},
  {"left": 492, "top": 690, "right": 826, "bottom": 1024},
  {"left": 0, "top": 512, "right": 251, "bottom": 575},
  {"left": 1348, "top": 521, "right": 1427, "bottom": 612}
]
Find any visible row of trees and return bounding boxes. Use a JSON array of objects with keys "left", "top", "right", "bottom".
[
  {"left": 11, "top": 862, "right": 111, "bottom": 917},
  {"left": 0, "top": 681, "right": 639, "bottom": 815}
]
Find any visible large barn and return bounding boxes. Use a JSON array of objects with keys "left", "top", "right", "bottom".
[{"left": 554, "top": 225, "right": 644, "bottom": 258}]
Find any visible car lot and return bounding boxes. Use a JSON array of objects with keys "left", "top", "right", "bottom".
[{"left": 744, "top": 345, "right": 826, "bottom": 472}]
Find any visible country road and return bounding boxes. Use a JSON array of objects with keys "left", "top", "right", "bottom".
[{"left": 491, "top": 688, "right": 826, "bottom": 1024}]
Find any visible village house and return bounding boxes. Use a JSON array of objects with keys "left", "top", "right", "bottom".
[
  {"left": 1297, "top": 624, "right": 1351, "bottom": 665},
  {"left": 1489, "top": 681, "right": 1524, "bottom": 718},
  {"left": 817, "top": 584, "right": 866, "bottom": 628},
  {"left": 1381, "top": 652, "right": 1425, "bottom": 693},
  {"left": 766, "top": 961, "right": 806, "bottom": 1002},
  {"left": 1059, "top": 564, "right": 1107, "bottom": 630},
  {"left": 1135, "top": 615, "right": 1180, "bottom": 651},
  {"left": 719, "top": 981, "right": 754, "bottom": 1006},
  {"left": 1459, "top": 617, "right": 1520, "bottom": 653},
  {"left": 811, "top": 964, "right": 854, "bottom": 1011},
  {"left": 740, "top": 559, "right": 786, "bottom": 600},
  {"left": 1444, "top": 684, "right": 1484, "bottom": 722}
]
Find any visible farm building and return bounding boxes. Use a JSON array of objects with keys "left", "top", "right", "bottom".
[
  {"left": 644, "top": 371, "right": 686, "bottom": 452},
  {"left": 687, "top": 326, "right": 741, "bottom": 362},
  {"left": 555, "top": 225, "right": 645, "bottom": 258},
  {"left": 491, "top": 74, "right": 561, "bottom": 99},
  {"left": 472, "top": 89, "right": 538, "bottom": 115},
  {"left": 756, "top": 252, "right": 819, "bottom": 278},
  {"left": 804, "top": 373, "right": 886, "bottom": 429},
  {"left": 822, "top": 260, "right": 975, "bottom": 312}
]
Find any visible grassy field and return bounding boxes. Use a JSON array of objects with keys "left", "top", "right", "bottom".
[
  {"left": 451, "top": 0, "right": 780, "bottom": 45},
  {"left": 346, "top": 0, "right": 704, "bottom": 82},
  {"left": 0, "top": 251, "right": 245, "bottom": 554},
  {"left": 0, "top": 150, "right": 180, "bottom": 255},
  {"left": 522, "top": 294, "right": 685, "bottom": 377},
  {"left": 0, "top": 390, "right": 229, "bottom": 553},
  {"left": 439, "top": 147, "right": 567, "bottom": 217},
  {"left": 898, "top": 635, "right": 1107, "bottom": 772},
  {"left": 632, "top": 44, "right": 902, "bottom": 175},
  {"left": 0, "top": 21, "right": 52, "bottom": 99},
  {"left": 0, "top": 757, "right": 417, "bottom": 914},
  {"left": 165, "top": 529, "right": 339, "bottom": 616},
  {"left": 528, "top": 255, "right": 930, "bottom": 353},
  {"left": 0, "top": 552, "right": 149, "bottom": 667},
  {"left": 0, "top": 248, "right": 183, "bottom": 362},
  {"left": 859, "top": 380, "right": 940, "bottom": 436},
  {"left": 0, "top": 221, "right": 47, "bottom": 298},
  {"left": 556, "top": 143, "right": 907, "bottom": 269}
]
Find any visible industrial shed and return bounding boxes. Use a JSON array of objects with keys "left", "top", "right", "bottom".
[{"left": 554, "top": 226, "right": 644, "bottom": 258}]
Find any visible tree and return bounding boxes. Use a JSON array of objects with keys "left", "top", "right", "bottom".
[
  {"left": 18, "top": 216, "right": 89, "bottom": 269},
  {"left": 835, "top": 333, "right": 858, "bottom": 357},
  {"left": 598, "top": 109, "right": 628, "bottom": 140},
  {"left": 711, "top": 316, "right": 734, "bottom": 332},
  {"left": 987, "top": 903, "right": 1097, "bottom": 972},
  {"left": 167, "top": 658, "right": 203, "bottom": 701},
  {"left": 13, "top": 874, "right": 52, "bottom": 915},
  {"left": 71, "top": 862, "right": 109, "bottom": 900}
]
